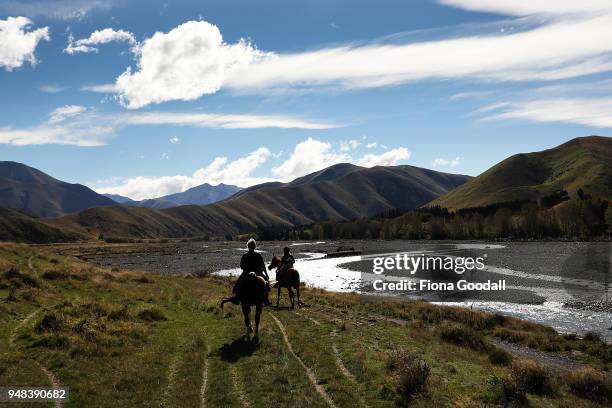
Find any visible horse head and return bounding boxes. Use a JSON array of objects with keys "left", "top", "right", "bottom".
[{"left": 268, "top": 255, "right": 281, "bottom": 271}]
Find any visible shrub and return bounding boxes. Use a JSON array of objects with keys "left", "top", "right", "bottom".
[
  {"left": 508, "top": 359, "right": 552, "bottom": 395},
  {"left": 584, "top": 331, "right": 602, "bottom": 342},
  {"left": 485, "top": 313, "right": 507, "bottom": 328},
  {"left": 488, "top": 347, "right": 512, "bottom": 366},
  {"left": 42, "top": 269, "right": 70, "bottom": 280},
  {"left": 436, "top": 321, "right": 488, "bottom": 351},
  {"left": 108, "top": 305, "right": 129, "bottom": 321},
  {"left": 387, "top": 351, "right": 430, "bottom": 402},
  {"left": 36, "top": 311, "right": 66, "bottom": 333},
  {"left": 137, "top": 307, "right": 167, "bottom": 322},
  {"left": 488, "top": 376, "right": 527, "bottom": 406},
  {"left": 3, "top": 267, "right": 39, "bottom": 288},
  {"left": 566, "top": 368, "right": 610, "bottom": 402},
  {"left": 132, "top": 275, "right": 153, "bottom": 283},
  {"left": 3, "top": 267, "right": 21, "bottom": 280}
]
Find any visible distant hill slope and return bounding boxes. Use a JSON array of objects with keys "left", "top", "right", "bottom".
[
  {"left": 429, "top": 136, "right": 612, "bottom": 211},
  {"left": 0, "top": 161, "right": 116, "bottom": 218},
  {"left": 0, "top": 207, "right": 85, "bottom": 243},
  {"left": 136, "top": 183, "right": 241, "bottom": 209},
  {"left": 103, "top": 194, "right": 136, "bottom": 204},
  {"left": 50, "top": 163, "right": 470, "bottom": 239}
]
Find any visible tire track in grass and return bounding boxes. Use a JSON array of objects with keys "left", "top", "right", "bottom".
[
  {"left": 9, "top": 309, "right": 40, "bottom": 345},
  {"left": 230, "top": 365, "right": 250, "bottom": 407},
  {"left": 24, "top": 255, "right": 63, "bottom": 408},
  {"left": 161, "top": 353, "right": 180, "bottom": 408},
  {"left": 200, "top": 343, "right": 211, "bottom": 408},
  {"left": 296, "top": 311, "right": 322, "bottom": 326},
  {"left": 27, "top": 255, "right": 35, "bottom": 273},
  {"left": 330, "top": 331, "right": 355, "bottom": 381},
  {"left": 34, "top": 362, "right": 63, "bottom": 408},
  {"left": 270, "top": 313, "right": 337, "bottom": 408},
  {"left": 299, "top": 309, "right": 371, "bottom": 408}
]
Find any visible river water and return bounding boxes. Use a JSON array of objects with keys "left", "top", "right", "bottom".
[{"left": 216, "top": 241, "right": 612, "bottom": 341}]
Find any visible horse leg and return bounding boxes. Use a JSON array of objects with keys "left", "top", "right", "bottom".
[
  {"left": 288, "top": 287, "right": 295, "bottom": 309},
  {"left": 276, "top": 286, "right": 281, "bottom": 309},
  {"left": 253, "top": 303, "right": 262, "bottom": 343},
  {"left": 241, "top": 303, "right": 252, "bottom": 339},
  {"left": 296, "top": 284, "right": 301, "bottom": 308}
]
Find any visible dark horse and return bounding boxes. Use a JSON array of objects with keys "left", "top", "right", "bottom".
[
  {"left": 268, "top": 256, "right": 302, "bottom": 308},
  {"left": 220, "top": 272, "right": 266, "bottom": 341}
]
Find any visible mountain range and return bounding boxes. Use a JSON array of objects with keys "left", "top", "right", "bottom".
[
  {"left": 128, "top": 183, "right": 242, "bottom": 209},
  {"left": 1, "top": 136, "right": 609, "bottom": 243},
  {"left": 49, "top": 163, "right": 470, "bottom": 239}
]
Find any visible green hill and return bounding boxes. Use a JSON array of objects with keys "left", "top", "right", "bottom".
[{"left": 429, "top": 136, "right": 612, "bottom": 211}]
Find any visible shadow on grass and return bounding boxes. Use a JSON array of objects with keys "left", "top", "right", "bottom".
[{"left": 218, "top": 336, "right": 260, "bottom": 363}]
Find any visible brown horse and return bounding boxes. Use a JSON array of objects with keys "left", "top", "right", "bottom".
[
  {"left": 220, "top": 272, "right": 266, "bottom": 341},
  {"left": 268, "top": 256, "right": 302, "bottom": 308}
]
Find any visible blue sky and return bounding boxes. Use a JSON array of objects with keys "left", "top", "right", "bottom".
[{"left": 1, "top": 0, "right": 611, "bottom": 200}]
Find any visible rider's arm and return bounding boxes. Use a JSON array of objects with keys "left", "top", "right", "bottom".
[{"left": 258, "top": 255, "right": 268, "bottom": 280}]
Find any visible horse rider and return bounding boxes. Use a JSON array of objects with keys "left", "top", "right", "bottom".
[
  {"left": 277, "top": 246, "right": 295, "bottom": 278},
  {"left": 229, "top": 238, "right": 271, "bottom": 306}
]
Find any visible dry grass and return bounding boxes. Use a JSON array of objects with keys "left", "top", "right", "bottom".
[
  {"left": 435, "top": 321, "right": 489, "bottom": 351},
  {"left": 386, "top": 350, "right": 431, "bottom": 404},
  {"left": 566, "top": 368, "right": 611, "bottom": 402}
]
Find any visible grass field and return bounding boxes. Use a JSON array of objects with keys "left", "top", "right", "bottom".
[{"left": 0, "top": 243, "right": 610, "bottom": 407}]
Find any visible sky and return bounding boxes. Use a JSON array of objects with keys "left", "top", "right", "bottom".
[{"left": 1, "top": 0, "right": 611, "bottom": 200}]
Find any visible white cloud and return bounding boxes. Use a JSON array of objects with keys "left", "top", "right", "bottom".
[
  {"left": 225, "top": 14, "right": 612, "bottom": 90},
  {"left": 273, "top": 138, "right": 410, "bottom": 180},
  {"left": 366, "top": 142, "right": 377, "bottom": 148},
  {"left": 65, "top": 27, "right": 136, "bottom": 54},
  {"left": 160, "top": 152, "right": 169, "bottom": 160},
  {"left": 339, "top": 139, "right": 361, "bottom": 151},
  {"left": 431, "top": 157, "right": 461, "bottom": 167},
  {"left": 81, "top": 83, "right": 117, "bottom": 92},
  {"left": 40, "top": 84, "right": 64, "bottom": 93},
  {"left": 0, "top": 105, "right": 115, "bottom": 146},
  {"left": 0, "top": 106, "right": 337, "bottom": 146},
  {"left": 0, "top": 0, "right": 115, "bottom": 21},
  {"left": 119, "top": 111, "right": 337, "bottom": 129},
  {"left": 115, "top": 20, "right": 270, "bottom": 108},
  {"left": 48, "top": 105, "right": 88, "bottom": 123},
  {"left": 94, "top": 139, "right": 412, "bottom": 199},
  {"left": 71, "top": 4, "right": 612, "bottom": 107},
  {"left": 169, "top": 136, "right": 179, "bottom": 144},
  {"left": 450, "top": 91, "right": 493, "bottom": 100},
  {"left": 481, "top": 98, "right": 612, "bottom": 128},
  {"left": 357, "top": 147, "right": 411, "bottom": 167},
  {"left": 437, "top": 0, "right": 612, "bottom": 17},
  {"left": 0, "top": 16, "right": 49, "bottom": 71},
  {"left": 272, "top": 138, "right": 350, "bottom": 180},
  {"left": 96, "top": 147, "right": 272, "bottom": 199}
]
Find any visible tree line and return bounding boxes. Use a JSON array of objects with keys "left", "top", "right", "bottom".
[{"left": 256, "top": 190, "right": 611, "bottom": 241}]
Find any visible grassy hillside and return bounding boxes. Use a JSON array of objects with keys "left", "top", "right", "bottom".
[
  {"left": 1, "top": 244, "right": 610, "bottom": 407},
  {"left": 0, "top": 207, "right": 85, "bottom": 243},
  {"left": 430, "top": 136, "right": 612, "bottom": 211},
  {"left": 0, "top": 161, "right": 116, "bottom": 218}
]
